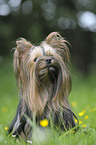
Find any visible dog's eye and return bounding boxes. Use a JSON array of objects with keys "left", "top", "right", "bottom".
[{"left": 34, "top": 57, "right": 38, "bottom": 62}]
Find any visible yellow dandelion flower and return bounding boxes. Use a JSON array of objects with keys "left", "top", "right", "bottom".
[
  {"left": 79, "top": 121, "right": 82, "bottom": 125},
  {"left": 71, "top": 101, "right": 77, "bottom": 108},
  {"left": 40, "top": 119, "right": 49, "bottom": 127},
  {"left": 70, "top": 130, "right": 75, "bottom": 133},
  {"left": 5, "top": 127, "right": 8, "bottom": 131},
  {"left": 83, "top": 124, "right": 86, "bottom": 128},
  {"left": 74, "top": 119, "right": 78, "bottom": 123},
  {"left": 85, "top": 115, "right": 88, "bottom": 120},
  {"left": 78, "top": 112, "right": 84, "bottom": 116}
]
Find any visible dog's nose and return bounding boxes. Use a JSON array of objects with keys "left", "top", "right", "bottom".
[{"left": 46, "top": 58, "right": 51, "bottom": 64}]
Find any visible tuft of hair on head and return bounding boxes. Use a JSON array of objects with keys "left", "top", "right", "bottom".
[{"left": 45, "top": 32, "right": 71, "bottom": 64}]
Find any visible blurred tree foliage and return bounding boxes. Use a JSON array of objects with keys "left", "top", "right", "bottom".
[{"left": 0, "top": 0, "right": 96, "bottom": 73}]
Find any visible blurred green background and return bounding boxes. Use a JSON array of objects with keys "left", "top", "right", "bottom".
[
  {"left": 0, "top": 1, "right": 96, "bottom": 144},
  {"left": 0, "top": 0, "right": 96, "bottom": 73}
]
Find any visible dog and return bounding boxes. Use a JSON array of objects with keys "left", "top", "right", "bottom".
[{"left": 8, "top": 32, "right": 78, "bottom": 139}]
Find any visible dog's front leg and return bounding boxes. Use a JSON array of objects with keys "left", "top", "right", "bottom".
[{"left": 8, "top": 99, "right": 28, "bottom": 137}]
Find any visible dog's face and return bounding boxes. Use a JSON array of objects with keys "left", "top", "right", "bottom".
[
  {"left": 14, "top": 32, "right": 71, "bottom": 114},
  {"left": 30, "top": 43, "right": 62, "bottom": 89}
]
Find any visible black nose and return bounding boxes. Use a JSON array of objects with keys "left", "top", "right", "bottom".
[{"left": 46, "top": 58, "right": 51, "bottom": 64}]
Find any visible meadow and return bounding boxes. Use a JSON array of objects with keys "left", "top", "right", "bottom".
[{"left": 0, "top": 58, "right": 96, "bottom": 145}]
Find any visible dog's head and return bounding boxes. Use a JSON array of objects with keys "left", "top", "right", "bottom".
[{"left": 14, "top": 32, "right": 71, "bottom": 114}]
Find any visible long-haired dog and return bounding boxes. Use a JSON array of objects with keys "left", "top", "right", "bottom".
[{"left": 8, "top": 32, "right": 78, "bottom": 139}]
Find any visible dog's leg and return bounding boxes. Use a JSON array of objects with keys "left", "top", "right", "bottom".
[
  {"left": 8, "top": 99, "right": 31, "bottom": 138},
  {"left": 62, "top": 109, "right": 78, "bottom": 131}
]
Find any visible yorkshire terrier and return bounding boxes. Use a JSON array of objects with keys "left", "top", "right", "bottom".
[{"left": 8, "top": 32, "right": 78, "bottom": 139}]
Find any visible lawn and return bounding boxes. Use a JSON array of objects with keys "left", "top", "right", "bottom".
[{"left": 0, "top": 58, "right": 96, "bottom": 145}]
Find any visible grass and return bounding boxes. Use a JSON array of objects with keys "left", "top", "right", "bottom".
[{"left": 0, "top": 58, "right": 96, "bottom": 145}]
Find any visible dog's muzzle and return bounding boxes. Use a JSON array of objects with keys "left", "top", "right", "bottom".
[
  {"left": 45, "top": 58, "right": 59, "bottom": 83},
  {"left": 36, "top": 57, "right": 60, "bottom": 84}
]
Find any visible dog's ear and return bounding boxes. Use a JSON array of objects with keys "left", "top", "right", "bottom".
[
  {"left": 13, "top": 38, "right": 33, "bottom": 81},
  {"left": 45, "top": 32, "right": 69, "bottom": 47},
  {"left": 45, "top": 32, "right": 70, "bottom": 63},
  {"left": 16, "top": 38, "right": 33, "bottom": 54}
]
